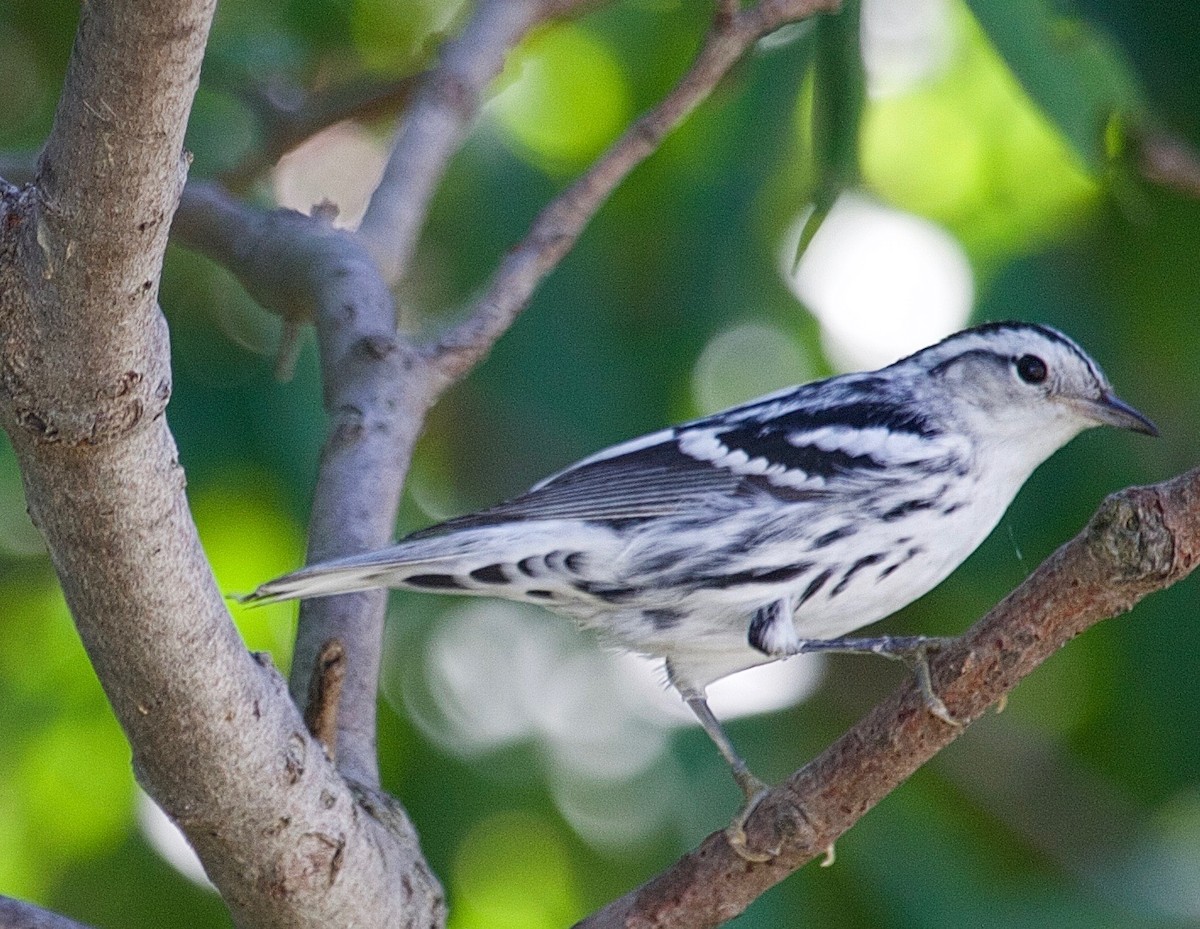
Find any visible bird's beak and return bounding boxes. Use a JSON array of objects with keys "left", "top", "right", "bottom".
[{"left": 1073, "top": 392, "right": 1159, "bottom": 437}]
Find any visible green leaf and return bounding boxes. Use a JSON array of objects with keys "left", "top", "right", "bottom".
[
  {"left": 964, "top": 0, "right": 1146, "bottom": 171},
  {"left": 811, "top": 0, "right": 864, "bottom": 203},
  {"left": 794, "top": 0, "right": 865, "bottom": 266}
]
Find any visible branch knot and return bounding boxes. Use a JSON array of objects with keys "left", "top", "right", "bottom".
[{"left": 1086, "top": 488, "right": 1174, "bottom": 582}]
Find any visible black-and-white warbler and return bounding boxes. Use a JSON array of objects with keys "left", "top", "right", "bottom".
[{"left": 247, "top": 321, "right": 1155, "bottom": 850}]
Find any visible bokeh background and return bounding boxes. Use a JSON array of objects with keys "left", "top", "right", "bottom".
[{"left": 2, "top": 0, "right": 1199, "bottom": 926}]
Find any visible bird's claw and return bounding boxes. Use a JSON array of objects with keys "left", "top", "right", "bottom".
[
  {"left": 906, "top": 637, "right": 962, "bottom": 729},
  {"left": 725, "top": 782, "right": 777, "bottom": 863},
  {"left": 797, "top": 634, "right": 962, "bottom": 727}
]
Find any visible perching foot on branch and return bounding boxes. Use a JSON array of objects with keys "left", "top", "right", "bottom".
[{"left": 797, "top": 634, "right": 963, "bottom": 727}]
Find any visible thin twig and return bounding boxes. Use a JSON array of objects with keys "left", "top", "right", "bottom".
[
  {"left": 423, "top": 0, "right": 840, "bottom": 389},
  {"left": 356, "top": 0, "right": 597, "bottom": 286},
  {"left": 221, "top": 74, "right": 424, "bottom": 191},
  {"left": 575, "top": 469, "right": 1198, "bottom": 929}
]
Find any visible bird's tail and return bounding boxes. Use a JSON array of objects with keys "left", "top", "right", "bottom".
[
  {"left": 238, "top": 521, "right": 608, "bottom": 606},
  {"left": 239, "top": 534, "right": 485, "bottom": 605}
]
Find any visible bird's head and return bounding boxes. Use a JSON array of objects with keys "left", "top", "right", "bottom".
[{"left": 907, "top": 322, "right": 1156, "bottom": 460}]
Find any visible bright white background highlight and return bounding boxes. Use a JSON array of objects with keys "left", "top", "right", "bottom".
[
  {"left": 272, "top": 122, "right": 387, "bottom": 228},
  {"left": 138, "top": 790, "right": 213, "bottom": 891},
  {"left": 785, "top": 193, "right": 973, "bottom": 371},
  {"left": 384, "top": 602, "right": 825, "bottom": 847},
  {"left": 388, "top": 603, "right": 825, "bottom": 762},
  {"left": 861, "top": 0, "right": 954, "bottom": 98}
]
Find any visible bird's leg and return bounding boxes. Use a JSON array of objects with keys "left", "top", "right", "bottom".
[
  {"left": 682, "top": 692, "right": 776, "bottom": 862},
  {"left": 795, "top": 635, "right": 961, "bottom": 727},
  {"left": 682, "top": 692, "right": 766, "bottom": 799},
  {"left": 668, "top": 664, "right": 775, "bottom": 862}
]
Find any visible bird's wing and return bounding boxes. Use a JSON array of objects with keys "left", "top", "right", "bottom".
[
  {"left": 409, "top": 387, "right": 966, "bottom": 540},
  {"left": 407, "top": 432, "right": 744, "bottom": 538}
]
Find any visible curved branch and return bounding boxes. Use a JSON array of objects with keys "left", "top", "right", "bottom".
[
  {"left": 424, "top": 0, "right": 841, "bottom": 389},
  {"left": 576, "top": 467, "right": 1199, "bottom": 929},
  {"left": 356, "top": 0, "right": 597, "bottom": 286}
]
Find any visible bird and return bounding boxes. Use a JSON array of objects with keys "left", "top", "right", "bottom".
[{"left": 245, "top": 321, "right": 1156, "bottom": 853}]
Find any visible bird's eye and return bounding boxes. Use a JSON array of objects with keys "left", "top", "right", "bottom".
[{"left": 1015, "top": 354, "right": 1048, "bottom": 384}]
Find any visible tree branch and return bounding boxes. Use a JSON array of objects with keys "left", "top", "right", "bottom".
[
  {"left": 194, "top": 4, "right": 603, "bottom": 756},
  {"left": 0, "top": 898, "right": 95, "bottom": 929},
  {"left": 356, "top": 0, "right": 597, "bottom": 286},
  {"left": 423, "top": 0, "right": 841, "bottom": 388},
  {"left": 576, "top": 467, "right": 1199, "bottom": 929},
  {"left": 1, "top": 5, "right": 443, "bottom": 928},
  {"left": 174, "top": 181, "right": 438, "bottom": 788},
  {"left": 220, "top": 73, "right": 424, "bottom": 191}
]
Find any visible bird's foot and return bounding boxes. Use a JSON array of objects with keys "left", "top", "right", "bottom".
[
  {"left": 796, "top": 634, "right": 962, "bottom": 728},
  {"left": 725, "top": 771, "right": 776, "bottom": 863},
  {"left": 904, "top": 638, "right": 961, "bottom": 728}
]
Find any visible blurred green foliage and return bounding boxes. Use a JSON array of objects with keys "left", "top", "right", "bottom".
[
  {"left": 491, "top": 22, "right": 633, "bottom": 170},
  {"left": 1, "top": 0, "right": 1198, "bottom": 926},
  {"left": 860, "top": 1, "right": 1099, "bottom": 266}
]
